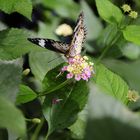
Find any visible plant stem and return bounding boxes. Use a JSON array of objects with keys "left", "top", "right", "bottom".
[
  {"left": 25, "top": 118, "right": 32, "bottom": 122},
  {"left": 45, "top": 133, "right": 49, "bottom": 140},
  {"left": 37, "top": 79, "right": 72, "bottom": 97},
  {"left": 96, "top": 45, "right": 112, "bottom": 64},
  {"left": 31, "top": 117, "right": 45, "bottom": 140}
]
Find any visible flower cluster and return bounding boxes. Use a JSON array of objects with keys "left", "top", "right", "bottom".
[
  {"left": 121, "top": 4, "right": 131, "bottom": 12},
  {"left": 121, "top": 4, "right": 138, "bottom": 19},
  {"left": 129, "top": 11, "right": 138, "bottom": 19},
  {"left": 127, "top": 90, "right": 140, "bottom": 102},
  {"left": 62, "top": 55, "right": 94, "bottom": 81}
]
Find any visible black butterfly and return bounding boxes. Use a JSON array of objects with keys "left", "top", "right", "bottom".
[{"left": 28, "top": 12, "right": 87, "bottom": 58}]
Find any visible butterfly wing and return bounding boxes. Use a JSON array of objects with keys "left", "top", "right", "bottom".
[
  {"left": 28, "top": 38, "right": 70, "bottom": 54},
  {"left": 68, "top": 12, "right": 87, "bottom": 57}
]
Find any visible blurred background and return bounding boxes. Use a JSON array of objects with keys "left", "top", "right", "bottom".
[{"left": 1, "top": 0, "right": 140, "bottom": 139}]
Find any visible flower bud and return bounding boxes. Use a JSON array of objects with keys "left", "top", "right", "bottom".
[
  {"left": 31, "top": 118, "right": 41, "bottom": 124},
  {"left": 22, "top": 68, "right": 30, "bottom": 76}
]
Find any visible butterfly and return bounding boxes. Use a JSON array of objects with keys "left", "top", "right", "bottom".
[{"left": 28, "top": 12, "right": 87, "bottom": 58}]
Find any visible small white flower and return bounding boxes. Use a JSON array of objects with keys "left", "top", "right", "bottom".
[{"left": 55, "top": 24, "right": 73, "bottom": 36}]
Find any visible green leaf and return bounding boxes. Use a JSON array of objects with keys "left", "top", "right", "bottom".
[
  {"left": 0, "top": 97, "right": 26, "bottom": 136},
  {"left": 0, "top": 59, "right": 22, "bottom": 103},
  {"left": 16, "top": 85, "right": 37, "bottom": 104},
  {"left": 95, "top": 0, "right": 123, "bottom": 24},
  {"left": 43, "top": 81, "right": 89, "bottom": 136},
  {"left": 42, "top": 63, "right": 72, "bottom": 94},
  {"left": 94, "top": 64, "right": 129, "bottom": 104},
  {"left": 0, "top": 0, "right": 32, "bottom": 20},
  {"left": 103, "top": 59, "right": 140, "bottom": 94},
  {"left": 42, "top": 0, "right": 80, "bottom": 19},
  {"left": 97, "top": 24, "right": 118, "bottom": 47},
  {"left": 0, "top": 28, "right": 36, "bottom": 60},
  {"left": 86, "top": 87, "right": 140, "bottom": 140},
  {"left": 29, "top": 50, "right": 64, "bottom": 81},
  {"left": 69, "top": 107, "right": 87, "bottom": 140},
  {"left": 123, "top": 25, "right": 140, "bottom": 46},
  {"left": 81, "top": 1, "right": 103, "bottom": 40}
]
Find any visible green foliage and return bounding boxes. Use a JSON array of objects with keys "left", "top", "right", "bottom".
[
  {"left": 29, "top": 51, "right": 64, "bottom": 81},
  {"left": 94, "top": 64, "right": 129, "bottom": 104},
  {"left": 42, "top": 63, "right": 72, "bottom": 94},
  {"left": 16, "top": 84, "right": 37, "bottom": 104},
  {"left": 43, "top": 80, "right": 89, "bottom": 137},
  {"left": 42, "top": 0, "right": 80, "bottom": 19},
  {"left": 0, "top": 28, "right": 36, "bottom": 60},
  {"left": 95, "top": 0, "right": 123, "bottom": 24},
  {"left": 0, "top": 97, "right": 26, "bottom": 137},
  {"left": 0, "top": 0, "right": 32, "bottom": 20},
  {"left": 86, "top": 87, "right": 140, "bottom": 140},
  {"left": 69, "top": 108, "right": 87, "bottom": 139},
  {"left": 0, "top": 60, "right": 22, "bottom": 103},
  {"left": 123, "top": 25, "right": 140, "bottom": 46},
  {"left": 103, "top": 59, "right": 140, "bottom": 93},
  {"left": 97, "top": 24, "right": 118, "bottom": 47}
]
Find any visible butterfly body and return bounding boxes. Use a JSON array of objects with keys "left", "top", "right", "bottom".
[{"left": 28, "top": 12, "right": 87, "bottom": 58}]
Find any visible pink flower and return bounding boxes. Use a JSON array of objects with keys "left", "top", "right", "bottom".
[
  {"left": 68, "top": 58, "right": 75, "bottom": 64},
  {"left": 75, "top": 74, "right": 81, "bottom": 81},
  {"left": 84, "top": 68, "right": 91, "bottom": 77},
  {"left": 61, "top": 66, "right": 67, "bottom": 72},
  {"left": 61, "top": 55, "right": 94, "bottom": 81},
  {"left": 81, "top": 73, "right": 88, "bottom": 81},
  {"left": 67, "top": 73, "right": 73, "bottom": 79}
]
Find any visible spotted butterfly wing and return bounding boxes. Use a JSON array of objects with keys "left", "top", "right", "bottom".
[
  {"left": 28, "top": 12, "right": 87, "bottom": 57},
  {"left": 68, "top": 11, "right": 87, "bottom": 57},
  {"left": 28, "top": 38, "right": 69, "bottom": 54}
]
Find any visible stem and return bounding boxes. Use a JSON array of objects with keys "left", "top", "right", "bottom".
[
  {"left": 45, "top": 133, "right": 49, "bottom": 140},
  {"left": 25, "top": 118, "right": 32, "bottom": 122},
  {"left": 31, "top": 117, "right": 45, "bottom": 140},
  {"left": 96, "top": 30, "right": 122, "bottom": 64},
  {"left": 96, "top": 45, "right": 112, "bottom": 64},
  {"left": 38, "top": 79, "right": 72, "bottom": 97}
]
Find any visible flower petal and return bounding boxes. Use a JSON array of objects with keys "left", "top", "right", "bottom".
[{"left": 66, "top": 73, "right": 73, "bottom": 79}]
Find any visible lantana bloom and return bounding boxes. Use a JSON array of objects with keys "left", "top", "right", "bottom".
[
  {"left": 121, "top": 4, "right": 131, "bottom": 13},
  {"left": 129, "top": 11, "right": 138, "bottom": 19},
  {"left": 61, "top": 55, "right": 94, "bottom": 81},
  {"left": 127, "top": 90, "right": 140, "bottom": 102}
]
